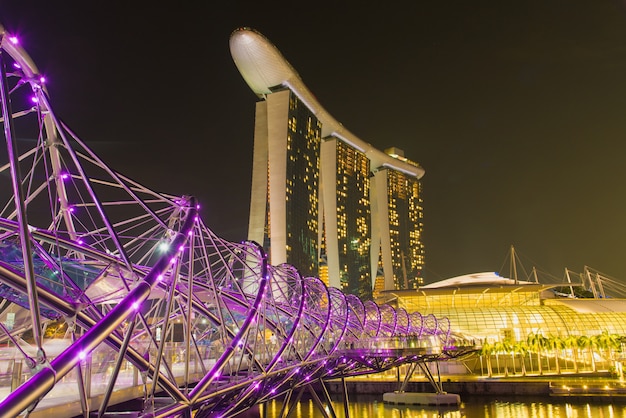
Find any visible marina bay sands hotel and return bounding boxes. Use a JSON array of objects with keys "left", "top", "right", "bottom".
[{"left": 230, "top": 28, "right": 424, "bottom": 299}]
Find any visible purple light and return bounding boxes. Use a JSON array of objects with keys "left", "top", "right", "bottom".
[
  {"left": 30, "top": 96, "right": 39, "bottom": 104},
  {"left": 77, "top": 239, "right": 84, "bottom": 245},
  {"left": 9, "top": 36, "right": 18, "bottom": 45},
  {"left": 68, "top": 206, "right": 75, "bottom": 213},
  {"left": 178, "top": 245, "right": 184, "bottom": 252},
  {"left": 12, "top": 63, "right": 21, "bottom": 69},
  {"left": 170, "top": 257, "right": 176, "bottom": 264},
  {"left": 157, "top": 274, "right": 163, "bottom": 281},
  {"left": 78, "top": 350, "right": 86, "bottom": 360},
  {"left": 61, "top": 173, "right": 69, "bottom": 180},
  {"left": 132, "top": 301, "right": 140, "bottom": 311},
  {"left": 39, "top": 76, "right": 46, "bottom": 83},
  {"left": 214, "top": 371, "right": 220, "bottom": 378}
]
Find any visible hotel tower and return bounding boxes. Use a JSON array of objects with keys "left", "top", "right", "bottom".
[{"left": 230, "top": 28, "right": 425, "bottom": 299}]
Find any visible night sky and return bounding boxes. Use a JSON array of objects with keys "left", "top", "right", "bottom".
[{"left": 2, "top": 2, "right": 626, "bottom": 284}]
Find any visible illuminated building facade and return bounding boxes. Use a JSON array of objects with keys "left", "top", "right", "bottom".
[
  {"left": 247, "top": 89, "right": 321, "bottom": 277},
  {"left": 321, "top": 138, "right": 372, "bottom": 298},
  {"left": 372, "top": 148, "right": 425, "bottom": 291},
  {"left": 379, "top": 271, "right": 626, "bottom": 375},
  {"left": 230, "top": 28, "right": 425, "bottom": 297},
  {"left": 380, "top": 272, "right": 626, "bottom": 343}
]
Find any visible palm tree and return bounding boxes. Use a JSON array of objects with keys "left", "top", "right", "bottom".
[
  {"left": 512, "top": 340, "right": 528, "bottom": 376},
  {"left": 527, "top": 332, "right": 546, "bottom": 375},
  {"left": 479, "top": 341, "right": 494, "bottom": 377},
  {"left": 598, "top": 331, "right": 620, "bottom": 365},
  {"left": 564, "top": 335, "right": 580, "bottom": 373},
  {"left": 591, "top": 333, "right": 615, "bottom": 371},
  {"left": 577, "top": 335, "right": 597, "bottom": 372},
  {"left": 546, "top": 335, "right": 565, "bottom": 374},
  {"left": 504, "top": 339, "right": 514, "bottom": 375},
  {"left": 618, "top": 335, "right": 626, "bottom": 357},
  {"left": 526, "top": 338, "right": 535, "bottom": 373},
  {"left": 493, "top": 340, "right": 512, "bottom": 376}
]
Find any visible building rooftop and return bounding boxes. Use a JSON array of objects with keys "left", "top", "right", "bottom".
[{"left": 229, "top": 27, "right": 425, "bottom": 179}]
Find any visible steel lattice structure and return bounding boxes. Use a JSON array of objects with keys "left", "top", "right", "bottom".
[{"left": 0, "top": 27, "right": 469, "bottom": 418}]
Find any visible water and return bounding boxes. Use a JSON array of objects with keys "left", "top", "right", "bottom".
[{"left": 239, "top": 394, "right": 626, "bottom": 417}]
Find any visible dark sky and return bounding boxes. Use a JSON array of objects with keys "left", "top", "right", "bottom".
[{"left": 3, "top": 1, "right": 626, "bottom": 284}]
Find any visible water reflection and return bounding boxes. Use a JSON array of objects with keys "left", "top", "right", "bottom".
[
  {"left": 242, "top": 395, "right": 626, "bottom": 418},
  {"left": 382, "top": 403, "right": 462, "bottom": 418},
  {"left": 476, "top": 398, "right": 626, "bottom": 418}
]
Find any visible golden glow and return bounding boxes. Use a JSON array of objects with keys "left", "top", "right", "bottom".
[{"left": 385, "top": 169, "right": 424, "bottom": 289}]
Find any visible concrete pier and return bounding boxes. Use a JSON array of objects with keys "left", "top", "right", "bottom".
[
  {"left": 383, "top": 391, "right": 461, "bottom": 406},
  {"left": 325, "top": 378, "right": 552, "bottom": 396}
]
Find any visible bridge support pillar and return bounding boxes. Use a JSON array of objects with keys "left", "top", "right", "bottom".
[
  {"left": 417, "top": 361, "right": 444, "bottom": 394},
  {"left": 318, "top": 379, "right": 338, "bottom": 418},
  {"left": 301, "top": 380, "right": 335, "bottom": 418},
  {"left": 341, "top": 375, "right": 350, "bottom": 418},
  {"left": 399, "top": 363, "right": 419, "bottom": 392}
]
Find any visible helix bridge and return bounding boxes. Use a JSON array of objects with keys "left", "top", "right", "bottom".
[{"left": 0, "top": 26, "right": 474, "bottom": 417}]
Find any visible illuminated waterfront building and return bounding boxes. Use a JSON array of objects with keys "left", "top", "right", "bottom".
[
  {"left": 379, "top": 270, "right": 626, "bottom": 345},
  {"left": 230, "top": 28, "right": 425, "bottom": 297},
  {"left": 378, "top": 270, "right": 626, "bottom": 375}
]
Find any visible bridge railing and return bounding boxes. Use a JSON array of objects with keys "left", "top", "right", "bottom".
[{"left": 339, "top": 334, "right": 444, "bottom": 354}]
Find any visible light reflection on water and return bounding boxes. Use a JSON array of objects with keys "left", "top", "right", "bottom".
[{"left": 239, "top": 395, "right": 626, "bottom": 418}]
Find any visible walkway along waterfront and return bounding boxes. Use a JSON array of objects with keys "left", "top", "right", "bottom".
[{"left": 326, "top": 374, "right": 626, "bottom": 399}]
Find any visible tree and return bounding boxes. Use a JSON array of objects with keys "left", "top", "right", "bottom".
[
  {"left": 577, "top": 335, "right": 596, "bottom": 372},
  {"left": 478, "top": 341, "right": 494, "bottom": 377},
  {"left": 546, "top": 335, "right": 565, "bottom": 374},
  {"left": 564, "top": 335, "right": 580, "bottom": 373},
  {"left": 512, "top": 340, "right": 529, "bottom": 376},
  {"left": 526, "top": 332, "right": 546, "bottom": 375},
  {"left": 493, "top": 340, "right": 512, "bottom": 376},
  {"left": 598, "top": 331, "right": 620, "bottom": 365}
]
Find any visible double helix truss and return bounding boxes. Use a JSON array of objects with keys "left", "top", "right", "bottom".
[{"left": 0, "top": 27, "right": 469, "bottom": 417}]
